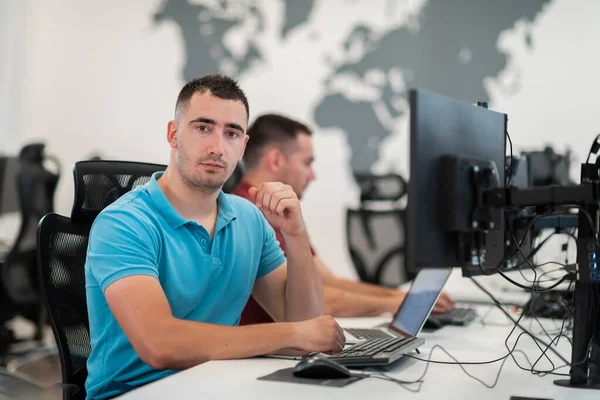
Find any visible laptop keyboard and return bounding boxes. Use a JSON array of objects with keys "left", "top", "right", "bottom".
[{"left": 344, "top": 328, "right": 396, "bottom": 341}]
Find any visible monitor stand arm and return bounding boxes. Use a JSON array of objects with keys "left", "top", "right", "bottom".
[{"left": 481, "top": 163, "right": 600, "bottom": 390}]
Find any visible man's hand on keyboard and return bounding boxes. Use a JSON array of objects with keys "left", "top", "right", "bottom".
[
  {"left": 432, "top": 292, "right": 455, "bottom": 313},
  {"left": 292, "top": 315, "right": 345, "bottom": 355}
]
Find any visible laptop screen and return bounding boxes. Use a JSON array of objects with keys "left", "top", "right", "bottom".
[{"left": 390, "top": 268, "right": 452, "bottom": 337}]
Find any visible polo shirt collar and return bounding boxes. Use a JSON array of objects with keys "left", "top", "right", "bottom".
[
  {"left": 216, "top": 188, "right": 236, "bottom": 224},
  {"left": 147, "top": 172, "right": 237, "bottom": 230}
]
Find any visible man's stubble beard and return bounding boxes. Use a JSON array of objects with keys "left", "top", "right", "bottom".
[{"left": 176, "top": 149, "right": 228, "bottom": 194}]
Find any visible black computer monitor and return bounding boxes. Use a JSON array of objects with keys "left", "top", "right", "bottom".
[
  {"left": 405, "top": 89, "right": 507, "bottom": 277},
  {"left": 524, "top": 146, "right": 574, "bottom": 187}
]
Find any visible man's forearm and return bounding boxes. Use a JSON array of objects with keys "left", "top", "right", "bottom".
[
  {"left": 323, "top": 285, "right": 397, "bottom": 317},
  {"left": 328, "top": 276, "right": 402, "bottom": 298},
  {"left": 282, "top": 229, "right": 324, "bottom": 321},
  {"left": 148, "top": 319, "right": 296, "bottom": 370}
]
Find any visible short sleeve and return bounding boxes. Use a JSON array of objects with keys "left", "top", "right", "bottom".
[
  {"left": 257, "top": 216, "right": 286, "bottom": 279},
  {"left": 87, "top": 207, "right": 159, "bottom": 292}
]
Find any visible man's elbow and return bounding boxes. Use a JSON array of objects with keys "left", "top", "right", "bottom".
[
  {"left": 136, "top": 336, "right": 209, "bottom": 370},
  {"left": 139, "top": 348, "right": 174, "bottom": 370},
  {"left": 135, "top": 336, "right": 171, "bottom": 370}
]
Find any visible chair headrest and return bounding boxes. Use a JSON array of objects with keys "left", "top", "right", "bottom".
[
  {"left": 71, "top": 160, "right": 167, "bottom": 223},
  {"left": 354, "top": 173, "right": 407, "bottom": 203},
  {"left": 19, "top": 143, "right": 46, "bottom": 164}
]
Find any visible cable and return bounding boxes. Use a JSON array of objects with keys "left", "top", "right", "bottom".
[
  {"left": 404, "top": 344, "right": 522, "bottom": 389},
  {"left": 504, "top": 209, "right": 571, "bottom": 287},
  {"left": 536, "top": 266, "right": 568, "bottom": 283},
  {"left": 512, "top": 231, "right": 577, "bottom": 272},
  {"left": 501, "top": 217, "right": 573, "bottom": 291},
  {"left": 377, "top": 279, "right": 574, "bottom": 390},
  {"left": 469, "top": 277, "right": 570, "bottom": 366},
  {"left": 500, "top": 210, "right": 573, "bottom": 268},
  {"left": 503, "top": 208, "right": 594, "bottom": 269},
  {"left": 358, "top": 372, "right": 423, "bottom": 393},
  {"left": 524, "top": 278, "right": 573, "bottom": 363},
  {"left": 509, "top": 230, "right": 575, "bottom": 280},
  {"left": 561, "top": 204, "right": 597, "bottom": 238},
  {"left": 508, "top": 232, "right": 556, "bottom": 272},
  {"left": 495, "top": 208, "right": 586, "bottom": 293},
  {"left": 395, "top": 283, "right": 573, "bottom": 386},
  {"left": 496, "top": 269, "right": 572, "bottom": 292},
  {"left": 497, "top": 210, "right": 572, "bottom": 290},
  {"left": 502, "top": 302, "right": 561, "bottom": 375}
]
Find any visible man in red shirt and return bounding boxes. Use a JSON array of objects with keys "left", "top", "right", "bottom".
[{"left": 233, "top": 114, "right": 454, "bottom": 325}]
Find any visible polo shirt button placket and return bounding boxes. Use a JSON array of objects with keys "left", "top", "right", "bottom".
[{"left": 200, "top": 237, "right": 208, "bottom": 251}]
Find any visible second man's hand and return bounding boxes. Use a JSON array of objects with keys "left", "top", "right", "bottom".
[
  {"left": 432, "top": 292, "right": 455, "bottom": 313},
  {"left": 388, "top": 290, "right": 454, "bottom": 314},
  {"left": 248, "top": 182, "right": 305, "bottom": 236}
]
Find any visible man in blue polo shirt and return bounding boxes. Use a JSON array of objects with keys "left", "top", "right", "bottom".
[{"left": 84, "top": 74, "right": 345, "bottom": 399}]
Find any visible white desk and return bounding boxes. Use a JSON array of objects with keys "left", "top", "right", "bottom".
[{"left": 117, "top": 305, "right": 595, "bottom": 400}]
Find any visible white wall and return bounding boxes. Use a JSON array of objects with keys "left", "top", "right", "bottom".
[
  {"left": 2, "top": 0, "right": 599, "bottom": 279},
  {"left": 0, "top": 0, "right": 28, "bottom": 154}
]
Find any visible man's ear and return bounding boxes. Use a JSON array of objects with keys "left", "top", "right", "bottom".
[
  {"left": 239, "top": 135, "right": 249, "bottom": 162},
  {"left": 265, "top": 148, "right": 285, "bottom": 174},
  {"left": 167, "top": 120, "right": 178, "bottom": 149}
]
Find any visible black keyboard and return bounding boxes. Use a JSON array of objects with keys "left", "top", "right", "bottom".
[
  {"left": 344, "top": 328, "right": 396, "bottom": 341},
  {"left": 434, "top": 307, "right": 477, "bottom": 325},
  {"left": 328, "top": 336, "right": 425, "bottom": 367}
]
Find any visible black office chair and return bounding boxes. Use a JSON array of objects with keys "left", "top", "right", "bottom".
[
  {"left": 346, "top": 173, "right": 415, "bottom": 287},
  {"left": 37, "top": 160, "right": 166, "bottom": 400},
  {"left": 1, "top": 144, "right": 60, "bottom": 364}
]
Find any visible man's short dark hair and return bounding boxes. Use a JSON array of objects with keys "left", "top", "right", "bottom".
[
  {"left": 244, "top": 113, "right": 312, "bottom": 169},
  {"left": 174, "top": 74, "right": 249, "bottom": 122}
]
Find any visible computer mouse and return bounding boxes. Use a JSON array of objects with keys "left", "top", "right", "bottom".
[{"left": 292, "top": 355, "right": 352, "bottom": 379}]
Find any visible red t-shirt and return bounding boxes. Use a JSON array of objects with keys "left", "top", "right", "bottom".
[{"left": 232, "top": 180, "right": 315, "bottom": 325}]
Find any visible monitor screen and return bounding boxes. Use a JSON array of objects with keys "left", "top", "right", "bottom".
[{"left": 390, "top": 268, "right": 452, "bottom": 337}]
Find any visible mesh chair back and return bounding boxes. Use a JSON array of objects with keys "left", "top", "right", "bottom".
[
  {"left": 346, "top": 173, "right": 412, "bottom": 287},
  {"left": 346, "top": 209, "right": 410, "bottom": 287},
  {"left": 71, "top": 160, "right": 167, "bottom": 223},
  {"left": 38, "top": 214, "right": 91, "bottom": 399},
  {"left": 38, "top": 160, "right": 166, "bottom": 400},
  {"left": 354, "top": 173, "right": 407, "bottom": 202}
]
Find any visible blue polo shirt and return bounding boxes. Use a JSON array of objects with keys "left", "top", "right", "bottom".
[{"left": 84, "top": 172, "right": 286, "bottom": 400}]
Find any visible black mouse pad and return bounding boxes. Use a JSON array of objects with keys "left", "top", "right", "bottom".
[{"left": 257, "top": 367, "right": 365, "bottom": 387}]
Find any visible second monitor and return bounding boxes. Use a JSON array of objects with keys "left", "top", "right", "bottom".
[{"left": 406, "top": 89, "right": 507, "bottom": 277}]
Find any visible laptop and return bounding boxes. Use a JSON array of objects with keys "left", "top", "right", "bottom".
[
  {"left": 323, "top": 269, "right": 453, "bottom": 367},
  {"left": 343, "top": 268, "right": 457, "bottom": 343}
]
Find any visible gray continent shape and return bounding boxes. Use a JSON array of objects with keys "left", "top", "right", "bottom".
[
  {"left": 153, "top": 0, "right": 265, "bottom": 81},
  {"left": 314, "top": 0, "right": 551, "bottom": 174}
]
